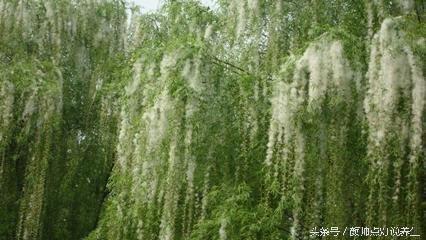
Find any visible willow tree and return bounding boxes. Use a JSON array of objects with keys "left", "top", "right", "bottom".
[
  {"left": 0, "top": 0, "right": 127, "bottom": 239},
  {"left": 89, "top": 1, "right": 424, "bottom": 240},
  {"left": 1, "top": 0, "right": 425, "bottom": 240}
]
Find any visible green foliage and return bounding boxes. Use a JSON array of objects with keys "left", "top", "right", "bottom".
[{"left": 0, "top": 1, "right": 424, "bottom": 240}]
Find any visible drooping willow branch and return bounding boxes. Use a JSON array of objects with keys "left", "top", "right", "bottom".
[{"left": 207, "top": 54, "right": 250, "bottom": 76}]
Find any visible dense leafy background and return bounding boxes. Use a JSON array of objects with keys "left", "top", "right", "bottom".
[{"left": 0, "top": 0, "right": 424, "bottom": 239}]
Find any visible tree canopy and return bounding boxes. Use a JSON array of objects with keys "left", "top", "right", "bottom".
[{"left": 0, "top": 0, "right": 424, "bottom": 239}]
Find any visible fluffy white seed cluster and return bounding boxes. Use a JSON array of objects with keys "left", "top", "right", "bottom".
[
  {"left": 229, "top": 0, "right": 260, "bottom": 37},
  {"left": 266, "top": 40, "right": 354, "bottom": 239},
  {"left": 296, "top": 40, "right": 352, "bottom": 108},
  {"left": 182, "top": 58, "right": 203, "bottom": 92},
  {"left": 365, "top": 18, "right": 425, "bottom": 223},
  {"left": 204, "top": 24, "right": 214, "bottom": 39},
  {"left": 116, "top": 108, "right": 131, "bottom": 170},
  {"left": 16, "top": 69, "right": 64, "bottom": 240},
  {"left": 267, "top": 40, "right": 352, "bottom": 166},
  {"left": 398, "top": 0, "right": 415, "bottom": 13},
  {"left": 159, "top": 135, "right": 180, "bottom": 240},
  {"left": 0, "top": 81, "right": 14, "bottom": 182},
  {"left": 219, "top": 217, "right": 228, "bottom": 240},
  {"left": 160, "top": 52, "right": 179, "bottom": 82},
  {"left": 143, "top": 90, "right": 171, "bottom": 150},
  {"left": 365, "top": 19, "right": 409, "bottom": 147},
  {"left": 120, "top": 50, "right": 197, "bottom": 237},
  {"left": 0, "top": 81, "right": 14, "bottom": 144},
  {"left": 126, "top": 58, "right": 143, "bottom": 96}
]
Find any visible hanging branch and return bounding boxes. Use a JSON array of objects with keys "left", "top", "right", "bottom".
[
  {"left": 210, "top": 56, "right": 248, "bottom": 73},
  {"left": 207, "top": 54, "right": 250, "bottom": 76},
  {"left": 210, "top": 59, "right": 244, "bottom": 76}
]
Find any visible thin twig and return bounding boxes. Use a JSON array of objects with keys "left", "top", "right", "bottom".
[
  {"left": 209, "top": 55, "right": 249, "bottom": 74},
  {"left": 210, "top": 59, "right": 244, "bottom": 76}
]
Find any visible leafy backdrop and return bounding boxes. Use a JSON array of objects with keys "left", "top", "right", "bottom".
[{"left": 0, "top": 0, "right": 424, "bottom": 239}]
